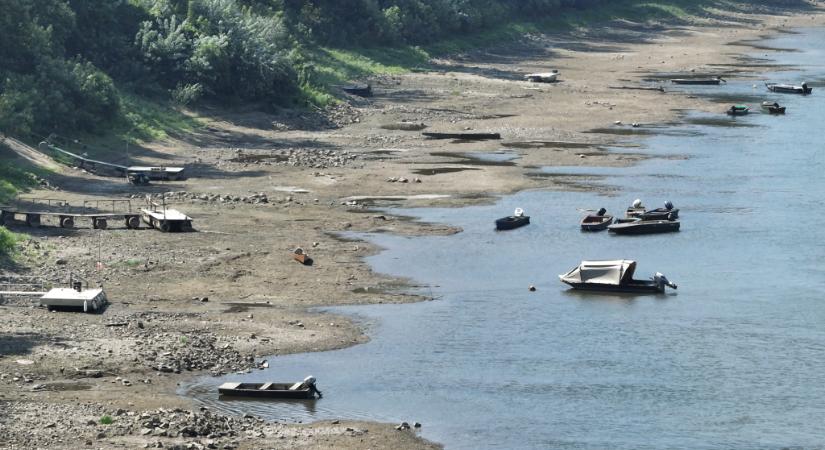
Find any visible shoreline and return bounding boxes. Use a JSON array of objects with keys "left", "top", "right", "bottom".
[{"left": 2, "top": 6, "right": 825, "bottom": 449}]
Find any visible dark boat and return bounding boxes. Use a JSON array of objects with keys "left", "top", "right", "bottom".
[
  {"left": 761, "top": 101, "right": 786, "bottom": 114},
  {"left": 608, "top": 219, "right": 680, "bottom": 235},
  {"left": 342, "top": 84, "right": 372, "bottom": 97},
  {"left": 637, "top": 201, "right": 679, "bottom": 220},
  {"left": 766, "top": 82, "right": 812, "bottom": 95},
  {"left": 580, "top": 208, "right": 613, "bottom": 231},
  {"left": 726, "top": 105, "right": 749, "bottom": 116},
  {"left": 423, "top": 132, "right": 501, "bottom": 140},
  {"left": 671, "top": 77, "right": 725, "bottom": 85},
  {"left": 496, "top": 208, "right": 530, "bottom": 230},
  {"left": 218, "top": 376, "right": 322, "bottom": 399},
  {"left": 559, "top": 260, "right": 677, "bottom": 294},
  {"left": 293, "top": 248, "right": 313, "bottom": 266}
]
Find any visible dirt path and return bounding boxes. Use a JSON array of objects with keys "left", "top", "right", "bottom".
[{"left": 2, "top": 6, "right": 824, "bottom": 449}]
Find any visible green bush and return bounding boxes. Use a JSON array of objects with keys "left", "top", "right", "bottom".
[{"left": 99, "top": 415, "right": 114, "bottom": 425}]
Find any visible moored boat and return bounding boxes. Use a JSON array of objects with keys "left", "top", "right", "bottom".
[
  {"left": 608, "top": 219, "right": 680, "bottom": 234},
  {"left": 726, "top": 105, "right": 749, "bottom": 116},
  {"left": 580, "top": 208, "right": 613, "bottom": 231},
  {"left": 766, "top": 82, "right": 812, "bottom": 94},
  {"left": 671, "top": 77, "right": 725, "bottom": 85},
  {"left": 559, "top": 260, "right": 677, "bottom": 294},
  {"left": 637, "top": 201, "right": 679, "bottom": 220},
  {"left": 423, "top": 132, "right": 501, "bottom": 140},
  {"left": 218, "top": 376, "right": 322, "bottom": 399},
  {"left": 496, "top": 208, "right": 530, "bottom": 230},
  {"left": 525, "top": 70, "right": 559, "bottom": 83},
  {"left": 761, "top": 101, "right": 786, "bottom": 114}
]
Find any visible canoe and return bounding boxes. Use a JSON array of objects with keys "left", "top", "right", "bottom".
[
  {"left": 671, "top": 78, "right": 725, "bottom": 85},
  {"left": 423, "top": 132, "right": 501, "bottom": 140},
  {"left": 219, "top": 378, "right": 321, "bottom": 399},
  {"left": 580, "top": 208, "right": 613, "bottom": 231},
  {"left": 496, "top": 215, "right": 530, "bottom": 230},
  {"left": 559, "top": 260, "right": 677, "bottom": 294},
  {"left": 761, "top": 101, "right": 786, "bottom": 114},
  {"left": 726, "top": 105, "right": 749, "bottom": 116},
  {"left": 608, "top": 219, "right": 680, "bottom": 235},
  {"left": 766, "top": 82, "right": 812, "bottom": 94},
  {"left": 342, "top": 84, "right": 372, "bottom": 97}
]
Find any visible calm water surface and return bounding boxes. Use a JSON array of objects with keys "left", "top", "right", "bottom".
[{"left": 185, "top": 28, "right": 825, "bottom": 449}]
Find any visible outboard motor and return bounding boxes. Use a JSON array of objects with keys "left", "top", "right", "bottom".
[
  {"left": 596, "top": 207, "right": 607, "bottom": 216},
  {"left": 632, "top": 199, "right": 642, "bottom": 208},
  {"left": 802, "top": 82, "right": 808, "bottom": 90},
  {"left": 303, "top": 375, "right": 322, "bottom": 399},
  {"left": 664, "top": 200, "right": 673, "bottom": 211},
  {"left": 654, "top": 272, "right": 677, "bottom": 290},
  {"left": 514, "top": 208, "right": 524, "bottom": 217}
]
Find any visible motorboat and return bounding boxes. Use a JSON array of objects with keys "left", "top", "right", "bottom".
[
  {"left": 766, "top": 82, "right": 812, "bottom": 94},
  {"left": 580, "top": 208, "right": 613, "bottom": 231},
  {"left": 496, "top": 208, "right": 530, "bottom": 230},
  {"left": 525, "top": 70, "right": 559, "bottom": 83},
  {"left": 608, "top": 219, "right": 680, "bottom": 234},
  {"left": 761, "top": 101, "right": 786, "bottom": 114},
  {"left": 637, "top": 201, "right": 679, "bottom": 221},
  {"left": 726, "top": 105, "right": 749, "bottom": 116},
  {"left": 670, "top": 77, "right": 725, "bottom": 85},
  {"left": 559, "top": 260, "right": 677, "bottom": 293}
]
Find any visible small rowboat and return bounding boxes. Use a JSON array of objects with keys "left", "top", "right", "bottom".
[
  {"left": 581, "top": 208, "right": 613, "bottom": 231},
  {"left": 726, "top": 105, "right": 749, "bottom": 116},
  {"left": 423, "top": 132, "right": 501, "bottom": 140},
  {"left": 671, "top": 77, "right": 725, "bottom": 85},
  {"left": 766, "top": 82, "right": 812, "bottom": 94},
  {"left": 560, "top": 260, "right": 677, "bottom": 294},
  {"left": 761, "top": 101, "right": 786, "bottom": 114},
  {"left": 608, "top": 219, "right": 680, "bottom": 235},
  {"left": 525, "top": 70, "right": 559, "bottom": 83},
  {"left": 219, "top": 376, "right": 322, "bottom": 399},
  {"left": 496, "top": 208, "right": 530, "bottom": 230}
]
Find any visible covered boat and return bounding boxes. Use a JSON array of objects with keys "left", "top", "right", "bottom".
[
  {"left": 580, "top": 207, "right": 613, "bottom": 231},
  {"left": 559, "top": 260, "right": 677, "bottom": 293},
  {"left": 766, "top": 82, "right": 812, "bottom": 94},
  {"left": 218, "top": 376, "right": 322, "bottom": 399},
  {"left": 726, "top": 105, "right": 749, "bottom": 116},
  {"left": 496, "top": 208, "right": 530, "bottom": 230},
  {"left": 670, "top": 77, "right": 725, "bottom": 85},
  {"left": 525, "top": 70, "right": 559, "bottom": 83},
  {"left": 761, "top": 101, "right": 786, "bottom": 114},
  {"left": 608, "top": 219, "right": 680, "bottom": 234}
]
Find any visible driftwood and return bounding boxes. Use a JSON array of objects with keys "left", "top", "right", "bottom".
[{"left": 608, "top": 85, "right": 665, "bottom": 92}]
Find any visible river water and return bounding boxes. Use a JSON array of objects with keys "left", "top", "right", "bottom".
[{"left": 184, "top": 28, "right": 825, "bottom": 449}]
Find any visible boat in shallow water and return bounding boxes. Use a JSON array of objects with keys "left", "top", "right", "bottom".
[
  {"left": 496, "top": 208, "right": 530, "bottom": 230},
  {"left": 761, "top": 101, "right": 786, "bottom": 114},
  {"left": 580, "top": 208, "right": 613, "bottom": 231},
  {"left": 766, "top": 82, "right": 812, "bottom": 94},
  {"left": 219, "top": 376, "right": 322, "bottom": 399},
  {"left": 608, "top": 219, "right": 680, "bottom": 234},
  {"left": 726, "top": 105, "right": 749, "bottom": 116},
  {"left": 559, "top": 260, "right": 677, "bottom": 294},
  {"left": 671, "top": 77, "right": 725, "bottom": 85}
]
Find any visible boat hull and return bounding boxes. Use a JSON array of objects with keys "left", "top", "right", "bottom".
[
  {"left": 496, "top": 215, "right": 530, "bottom": 230},
  {"left": 767, "top": 85, "right": 812, "bottom": 94},
  {"left": 580, "top": 215, "right": 613, "bottom": 231},
  {"left": 671, "top": 79, "right": 722, "bottom": 85},
  {"left": 608, "top": 220, "right": 680, "bottom": 235},
  {"left": 219, "top": 383, "right": 316, "bottom": 399},
  {"left": 561, "top": 280, "right": 666, "bottom": 294},
  {"left": 637, "top": 208, "right": 679, "bottom": 220},
  {"left": 423, "top": 132, "right": 501, "bottom": 140}
]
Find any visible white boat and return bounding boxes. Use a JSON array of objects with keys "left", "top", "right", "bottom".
[
  {"left": 525, "top": 70, "right": 559, "bottom": 83},
  {"left": 559, "top": 260, "right": 677, "bottom": 294}
]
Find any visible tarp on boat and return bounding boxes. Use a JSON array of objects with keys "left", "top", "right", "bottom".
[{"left": 559, "top": 260, "right": 636, "bottom": 285}]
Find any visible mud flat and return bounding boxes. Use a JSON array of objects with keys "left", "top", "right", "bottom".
[{"left": 2, "top": 5, "right": 825, "bottom": 449}]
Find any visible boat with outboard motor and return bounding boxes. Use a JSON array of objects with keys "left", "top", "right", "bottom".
[
  {"left": 636, "top": 201, "right": 679, "bottom": 220},
  {"left": 496, "top": 208, "right": 530, "bottom": 230},
  {"left": 766, "top": 82, "right": 812, "bottom": 94},
  {"left": 726, "top": 105, "right": 749, "bottom": 116},
  {"left": 559, "top": 260, "right": 677, "bottom": 294},
  {"left": 580, "top": 208, "right": 613, "bottom": 231},
  {"left": 671, "top": 77, "right": 725, "bottom": 85},
  {"left": 761, "top": 101, "right": 786, "bottom": 114},
  {"left": 608, "top": 219, "right": 680, "bottom": 234}
]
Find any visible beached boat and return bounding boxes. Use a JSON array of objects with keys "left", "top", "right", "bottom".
[
  {"left": 293, "top": 248, "right": 313, "bottom": 266},
  {"left": 580, "top": 208, "right": 613, "bottom": 231},
  {"left": 726, "top": 105, "right": 749, "bottom": 116},
  {"left": 766, "top": 82, "right": 812, "bottom": 94},
  {"left": 525, "top": 70, "right": 559, "bottom": 83},
  {"left": 342, "top": 84, "right": 372, "bottom": 97},
  {"left": 761, "top": 101, "right": 786, "bottom": 114},
  {"left": 671, "top": 77, "right": 725, "bottom": 85},
  {"left": 218, "top": 376, "right": 322, "bottom": 399},
  {"left": 559, "top": 260, "right": 677, "bottom": 294},
  {"left": 496, "top": 208, "right": 530, "bottom": 230},
  {"left": 423, "top": 132, "right": 501, "bottom": 140},
  {"left": 608, "top": 219, "right": 680, "bottom": 235}
]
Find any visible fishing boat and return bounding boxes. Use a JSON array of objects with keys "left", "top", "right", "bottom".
[
  {"left": 341, "top": 84, "right": 372, "bottom": 97},
  {"left": 625, "top": 199, "right": 646, "bottom": 218},
  {"left": 525, "top": 70, "right": 559, "bottom": 83},
  {"left": 496, "top": 208, "right": 530, "bottom": 230},
  {"left": 218, "top": 376, "right": 322, "bottom": 399},
  {"left": 670, "top": 77, "right": 725, "bottom": 85},
  {"left": 608, "top": 219, "right": 680, "bottom": 235},
  {"left": 422, "top": 132, "right": 501, "bottom": 140},
  {"left": 580, "top": 208, "right": 613, "bottom": 231},
  {"left": 726, "top": 105, "right": 749, "bottom": 116},
  {"left": 761, "top": 101, "right": 786, "bottom": 114},
  {"left": 765, "top": 82, "right": 812, "bottom": 94},
  {"left": 559, "top": 260, "right": 677, "bottom": 294}
]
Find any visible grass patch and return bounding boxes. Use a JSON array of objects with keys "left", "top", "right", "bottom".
[
  {"left": 0, "top": 145, "right": 46, "bottom": 203},
  {"left": 118, "top": 94, "right": 204, "bottom": 143},
  {"left": 99, "top": 415, "right": 114, "bottom": 425}
]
